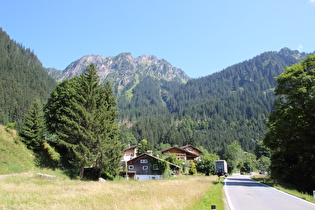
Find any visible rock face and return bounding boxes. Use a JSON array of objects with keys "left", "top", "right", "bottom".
[
  {"left": 46, "top": 53, "right": 190, "bottom": 111},
  {"left": 55, "top": 53, "right": 190, "bottom": 91}
]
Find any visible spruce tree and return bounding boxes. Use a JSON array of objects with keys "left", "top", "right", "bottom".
[
  {"left": 20, "top": 100, "right": 45, "bottom": 151},
  {"left": 20, "top": 100, "right": 60, "bottom": 167},
  {"left": 45, "top": 64, "right": 122, "bottom": 179},
  {"left": 93, "top": 81, "right": 122, "bottom": 179}
]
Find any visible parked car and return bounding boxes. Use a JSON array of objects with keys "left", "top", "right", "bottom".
[{"left": 259, "top": 171, "right": 268, "bottom": 175}]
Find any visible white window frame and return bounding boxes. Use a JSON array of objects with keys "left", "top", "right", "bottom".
[
  {"left": 128, "top": 165, "right": 134, "bottom": 170},
  {"left": 142, "top": 166, "right": 148, "bottom": 170},
  {"left": 153, "top": 164, "right": 159, "bottom": 170},
  {"left": 140, "top": 159, "right": 148, "bottom": 163}
]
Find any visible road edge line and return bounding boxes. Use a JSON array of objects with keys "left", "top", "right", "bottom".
[
  {"left": 224, "top": 177, "right": 235, "bottom": 210},
  {"left": 249, "top": 177, "right": 315, "bottom": 208}
]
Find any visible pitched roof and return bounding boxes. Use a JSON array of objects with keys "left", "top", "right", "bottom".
[
  {"left": 127, "top": 153, "right": 181, "bottom": 169},
  {"left": 161, "top": 146, "right": 198, "bottom": 157},
  {"left": 180, "top": 145, "right": 203, "bottom": 154},
  {"left": 123, "top": 145, "right": 138, "bottom": 151}
]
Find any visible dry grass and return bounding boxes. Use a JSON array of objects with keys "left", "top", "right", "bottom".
[{"left": 0, "top": 173, "right": 219, "bottom": 210}]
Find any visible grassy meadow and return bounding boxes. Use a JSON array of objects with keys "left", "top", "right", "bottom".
[
  {"left": 0, "top": 126, "right": 225, "bottom": 209},
  {"left": 0, "top": 172, "right": 225, "bottom": 210}
]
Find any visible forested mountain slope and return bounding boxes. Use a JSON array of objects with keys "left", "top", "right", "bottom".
[
  {"left": 0, "top": 28, "right": 57, "bottom": 129},
  {"left": 127, "top": 48, "right": 310, "bottom": 153}
]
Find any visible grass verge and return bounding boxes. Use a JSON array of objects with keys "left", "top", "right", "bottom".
[
  {"left": 251, "top": 175, "right": 315, "bottom": 204},
  {"left": 193, "top": 176, "right": 225, "bottom": 210}
]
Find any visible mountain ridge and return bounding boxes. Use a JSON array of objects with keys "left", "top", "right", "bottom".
[{"left": 49, "top": 53, "right": 190, "bottom": 86}]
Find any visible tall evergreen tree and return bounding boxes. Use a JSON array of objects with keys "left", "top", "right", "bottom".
[
  {"left": 20, "top": 100, "right": 60, "bottom": 167},
  {"left": 20, "top": 100, "right": 45, "bottom": 151},
  {"left": 45, "top": 64, "right": 121, "bottom": 179},
  {"left": 93, "top": 81, "right": 122, "bottom": 179}
]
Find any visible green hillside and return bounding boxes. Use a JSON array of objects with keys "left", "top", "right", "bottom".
[{"left": 0, "top": 125, "right": 35, "bottom": 174}]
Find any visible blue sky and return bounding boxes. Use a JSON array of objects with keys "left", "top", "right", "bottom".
[{"left": 1, "top": 0, "right": 315, "bottom": 78}]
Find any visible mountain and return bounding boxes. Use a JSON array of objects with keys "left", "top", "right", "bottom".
[
  {"left": 162, "top": 48, "right": 310, "bottom": 150},
  {"left": 44, "top": 47, "right": 312, "bottom": 154},
  {"left": 52, "top": 53, "right": 189, "bottom": 90},
  {"left": 0, "top": 28, "right": 57, "bottom": 129},
  {"left": 125, "top": 48, "right": 311, "bottom": 153},
  {"left": 45, "top": 67, "right": 62, "bottom": 80}
]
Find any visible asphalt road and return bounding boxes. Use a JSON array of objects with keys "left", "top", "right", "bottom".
[{"left": 225, "top": 175, "right": 315, "bottom": 210}]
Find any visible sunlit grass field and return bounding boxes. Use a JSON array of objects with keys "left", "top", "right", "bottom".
[{"left": 0, "top": 172, "right": 225, "bottom": 210}]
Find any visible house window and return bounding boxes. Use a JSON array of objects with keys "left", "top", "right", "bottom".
[
  {"left": 142, "top": 166, "right": 148, "bottom": 170},
  {"left": 153, "top": 164, "right": 159, "bottom": 170},
  {"left": 128, "top": 165, "right": 134, "bottom": 170},
  {"left": 140, "top": 159, "right": 148, "bottom": 163}
]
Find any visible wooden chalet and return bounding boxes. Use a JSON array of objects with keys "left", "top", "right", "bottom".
[
  {"left": 120, "top": 153, "right": 180, "bottom": 181},
  {"left": 180, "top": 145, "right": 202, "bottom": 157},
  {"left": 161, "top": 145, "right": 202, "bottom": 161}
]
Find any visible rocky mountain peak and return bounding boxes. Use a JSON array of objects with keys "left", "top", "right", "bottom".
[
  {"left": 49, "top": 53, "right": 190, "bottom": 95},
  {"left": 135, "top": 55, "right": 158, "bottom": 64},
  {"left": 56, "top": 53, "right": 189, "bottom": 82}
]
